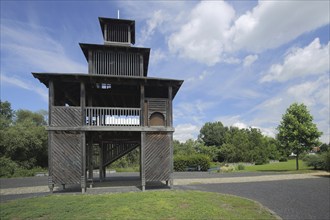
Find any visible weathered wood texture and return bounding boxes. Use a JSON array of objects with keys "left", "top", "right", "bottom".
[
  {"left": 102, "top": 141, "right": 139, "bottom": 167},
  {"left": 51, "top": 131, "right": 82, "bottom": 185},
  {"left": 105, "top": 23, "right": 130, "bottom": 43},
  {"left": 91, "top": 51, "right": 142, "bottom": 76},
  {"left": 51, "top": 107, "right": 81, "bottom": 127},
  {"left": 146, "top": 99, "right": 167, "bottom": 126},
  {"left": 145, "top": 132, "right": 171, "bottom": 181}
]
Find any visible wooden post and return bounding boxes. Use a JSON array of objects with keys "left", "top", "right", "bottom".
[
  {"left": 81, "top": 82, "right": 86, "bottom": 126},
  {"left": 88, "top": 136, "right": 93, "bottom": 180},
  {"left": 168, "top": 86, "right": 173, "bottom": 127},
  {"left": 168, "top": 86, "right": 173, "bottom": 188},
  {"left": 99, "top": 143, "right": 103, "bottom": 181},
  {"left": 140, "top": 84, "right": 146, "bottom": 191},
  {"left": 88, "top": 50, "right": 93, "bottom": 74},
  {"left": 169, "top": 133, "right": 174, "bottom": 188},
  {"left": 141, "top": 132, "right": 146, "bottom": 191},
  {"left": 80, "top": 82, "right": 87, "bottom": 193},
  {"left": 48, "top": 80, "right": 54, "bottom": 192},
  {"left": 81, "top": 132, "right": 86, "bottom": 193}
]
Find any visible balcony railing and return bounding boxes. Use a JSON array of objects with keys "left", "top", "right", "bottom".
[{"left": 85, "top": 107, "right": 141, "bottom": 126}]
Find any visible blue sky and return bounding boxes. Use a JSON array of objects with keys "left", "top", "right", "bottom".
[{"left": 1, "top": 1, "right": 329, "bottom": 143}]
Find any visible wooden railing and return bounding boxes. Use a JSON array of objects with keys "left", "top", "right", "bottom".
[{"left": 85, "top": 107, "right": 141, "bottom": 126}]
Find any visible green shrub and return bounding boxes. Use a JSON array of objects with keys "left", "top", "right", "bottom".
[
  {"left": 237, "top": 164, "right": 245, "bottom": 170},
  {"left": 303, "top": 151, "right": 330, "bottom": 171},
  {"left": 0, "top": 157, "right": 47, "bottom": 178},
  {"left": 303, "top": 154, "right": 323, "bottom": 170},
  {"left": 174, "top": 154, "right": 210, "bottom": 171},
  {"left": 321, "top": 151, "right": 330, "bottom": 171},
  {"left": 279, "top": 156, "right": 288, "bottom": 162},
  {"left": 0, "top": 157, "right": 18, "bottom": 177},
  {"left": 255, "top": 157, "right": 269, "bottom": 165}
]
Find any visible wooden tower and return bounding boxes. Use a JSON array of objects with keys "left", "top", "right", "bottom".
[{"left": 33, "top": 17, "right": 183, "bottom": 192}]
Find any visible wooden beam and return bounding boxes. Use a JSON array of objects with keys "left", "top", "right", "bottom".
[
  {"left": 80, "top": 82, "right": 86, "bottom": 126},
  {"left": 81, "top": 132, "right": 86, "bottom": 193},
  {"left": 141, "top": 132, "right": 145, "bottom": 191},
  {"left": 140, "top": 84, "right": 145, "bottom": 126},
  {"left": 168, "top": 86, "right": 173, "bottom": 127}
]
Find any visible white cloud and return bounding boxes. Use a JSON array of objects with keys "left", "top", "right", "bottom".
[
  {"left": 1, "top": 20, "right": 86, "bottom": 73},
  {"left": 1, "top": 74, "right": 47, "bottom": 102},
  {"left": 243, "top": 54, "right": 258, "bottom": 67},
  {"left": 167, "top": 1, "right": 329, "bottom": 66},
  {"left": 150, "top": 48, "right": 166, "bottom": 65},
  {"left": 228, "top": 1, "right": 330, "bottom": 52},
  {"left": 168, "top": 1, "right": 235, "bottom": 66},
  {"left": 139, "top": 10, "right": 167, "bottom": 46},
  {"left": 174, "top": 123, "right": 200, "bottom": 142},
  {"left": 261, "top": 38, "right": 330, "bottom": 82}
]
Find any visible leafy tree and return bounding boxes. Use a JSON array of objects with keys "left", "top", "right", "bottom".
[
  {"left": 199, "top": 121, "right": 227, "bottom": 146},
  {"left": 0, "top": 100, "right": 14, "bottom": 129},
  {"left": 277, "top": 103, "right": 322, "bottom": 170},
  {"left": 0, "top": 102, "right": 48, "bottom": 168}
]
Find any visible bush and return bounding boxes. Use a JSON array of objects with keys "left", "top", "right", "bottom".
[
  {"left": 303, "top": 154, "right": 323, "bottom": 170},
  {"left": 303, "top": 151, "right": 330, "bottom": 171},
  {"left": 321, "top": 151, "right": 330, "bottom": 171},
  {"left": 0, "top": 157, "right": 18, "bottom": 177},
  {"left": 279, "top": 156, "right": 288, "bottom": 162},
  {"left": 0, "top": 157, "right": 46, "bottom": 178},
  {"left": 255, "top": 157, "right": 269, "bottom": 165},
  {"left": 237, "top": 164, "right": 245, "bottom": 170},
  {"left": 174, "top": 154, "right": 210, "bottom": 171}
]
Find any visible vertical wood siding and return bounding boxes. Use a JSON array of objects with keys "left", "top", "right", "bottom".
[
  {"left": 145, "top": 132, "right": 171, "bottom": 181},
  {"left": 51, "top": 132, "right": 82, "bottom": 185},
  {"left": 106, "top": 24, "right": 129, "bottom": 43},
  {"left": 92, "top": 51, "right": 141, "bottom": 76}
]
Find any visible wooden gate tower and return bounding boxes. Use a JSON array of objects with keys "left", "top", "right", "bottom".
[{"left": 33, "top": 17, "right": 183, "bottom": 192}]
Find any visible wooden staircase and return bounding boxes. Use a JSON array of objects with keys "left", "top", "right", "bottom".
[{"left": 102, "top": 141, "right": 139, "bottom": 167}]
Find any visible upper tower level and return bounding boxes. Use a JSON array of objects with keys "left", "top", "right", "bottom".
[
  {"left": 99, "top": 17, "right": 135, "bottom": 46},
  {"left": 80, "top": 17, "right": 149, "bottom": 77}
]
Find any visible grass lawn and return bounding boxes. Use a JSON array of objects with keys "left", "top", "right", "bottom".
[
  {"left": 1, "top": 191, "right": 279, "bottom": 220},
  {"left": 244, "top": 159, "right": 311, "bottom": 172}
]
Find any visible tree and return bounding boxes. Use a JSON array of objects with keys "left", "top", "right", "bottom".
[
  {"left": 199, "top": 121, "right": 227, "bottom": 146},
  {"left": 0, "top": 100, "right": 14, "bottom": 129},
  {"left": 277, "top": 103, "right": 322, "bottom": 170}
]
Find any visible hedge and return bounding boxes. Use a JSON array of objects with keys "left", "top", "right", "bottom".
[{"left": 174, "top": 154, "right": 210, "bottom": 171}]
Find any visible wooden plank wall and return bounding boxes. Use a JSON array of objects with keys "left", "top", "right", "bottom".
[
  {"left": 51, "top": 131, "right": 82, "bottom": 185},
  {"left": 51, "top": 107, "right": 81, "bottom": 127},
  {"left": 145, "top": 132, "right": 171, "bottom": 182},
  {"left": 92, "top": 51, "right": 141, "bottom": 76},
  {"left": 146, "top": 99, "right": 167, "bottom": 126}
]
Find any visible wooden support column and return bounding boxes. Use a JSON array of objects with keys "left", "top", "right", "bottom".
[
  {"left": 48, "top": 80, "right": 54, "bottom": 192},
  {"left": 80, "top": 82, "right": 86, "bottom": 193},
  {"left": 81, "top": 132, "right": 86, "bottom": 193},
  {"left": 140, "top": 83, "right": 146, "bottom": 191},
  {"left": 168, "top": 86, "right": 173, "bottom": 188},
  {"left": 141, "top": 132, "right": 146, "bottom": 191},
  {"left": 99, "top": 143, "right": 103, "bottom": 181},
  {"left": 167, "top": 86, "right": 173, "bottom": 127},
  {"left": 88, "top": 136, "right": 93, "bottom": 180}
]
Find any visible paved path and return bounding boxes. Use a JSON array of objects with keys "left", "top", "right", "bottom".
[
  {"left": 177, "top": 177, "right": 330, "bottom": 220},
  {"left": 1, "top": 171, "right": 329, "bottom": 220}
]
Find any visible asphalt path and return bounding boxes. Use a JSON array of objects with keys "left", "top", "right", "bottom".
[
  {"left": 1, "top": 172, "right": 329, "bottom": 220},
  {"left": 177, "top": 177, "right": 330, "bottom": 220}
]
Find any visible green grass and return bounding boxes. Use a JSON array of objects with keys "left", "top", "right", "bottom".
[
  {"left": 1, "top": 191, "right": 279, "bottom": 220},
  {"left": 244, "top": 159, "right": 311, "bottom": 172}
]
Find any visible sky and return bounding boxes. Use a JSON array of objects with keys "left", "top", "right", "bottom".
[{"left": 1, "top": 1, "right": 329, "bottom": 143}]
